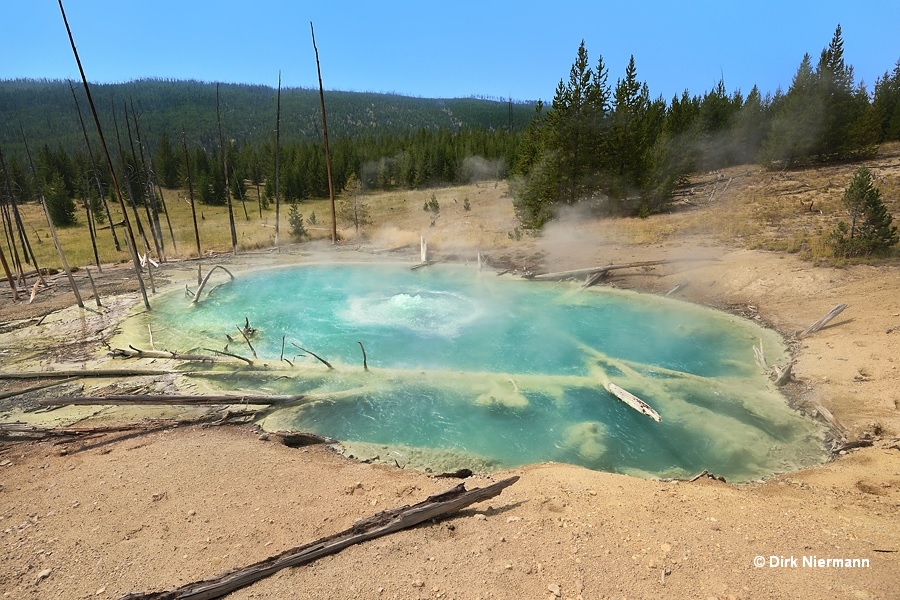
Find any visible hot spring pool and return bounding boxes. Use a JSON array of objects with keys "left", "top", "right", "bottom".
[{"left": 134, "top": 263, "right": 826, "bottom": 481}]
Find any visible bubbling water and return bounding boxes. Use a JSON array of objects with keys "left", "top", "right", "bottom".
[{"left": 133, "top": 263, "right": 827, "bottom": 481}]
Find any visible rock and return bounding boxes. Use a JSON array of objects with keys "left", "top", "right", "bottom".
[
  {"left": 35, "top": 568, "right": 52, "bottom": 584},
  {"left": 547, "top": 583, "right": 561, "bottom": 597},
  {"left": 412, "top": 580, "right": 424, "bottom": 588}
]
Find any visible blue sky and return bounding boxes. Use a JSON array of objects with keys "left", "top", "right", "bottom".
[{"left": 2, "top": 1, "right": 898, "bottom": 103}]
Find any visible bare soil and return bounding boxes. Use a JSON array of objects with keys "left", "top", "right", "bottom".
[{"left": 2, "top": 153, "right": 899, "bottom": 599}]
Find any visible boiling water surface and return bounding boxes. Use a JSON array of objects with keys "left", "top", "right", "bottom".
[{"left": 143, "top": 263, "right": 826, "bottom": 480}]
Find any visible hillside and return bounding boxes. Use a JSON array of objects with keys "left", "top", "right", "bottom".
[{"left": 0, "top": 78, "right": 536, "bottom": 156}]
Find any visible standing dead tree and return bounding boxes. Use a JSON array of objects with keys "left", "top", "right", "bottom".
[
  {"left": 274, "top": 71, "right": 282, "bottom": 246},
  {"left": 310, "top": 22, "right": 337, "bottom": 244},
  {"left": 181, "top": 128, "right": 202, "bottom": 258},
  {"left": 0, "top": 145, "right": 45, "bottom": 289},
  {"left": 20, "top": 135, "right": 83, "bottom": 308},
  {"left": 216, "top": 84, "right": 238, "bottom": 255},
  {"left": 57, "top": 0, "right": 150, "bottom": 310},
  {"left": 69, "top": 79, "right": 121, "bottom": 253}
]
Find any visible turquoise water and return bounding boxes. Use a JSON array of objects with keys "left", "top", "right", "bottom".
[{"left": 142, "top": 263, "right": 826, "bottom": 481}]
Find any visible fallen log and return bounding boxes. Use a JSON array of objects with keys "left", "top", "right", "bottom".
[
  {"left": 119, "top": 476, "right": 519, "bottom": 600},
  {"left": 109, "top": 346, "right": 227, "bottom": 363},
  {"left": 37, "top": 393, "right": 303, "bottom": 408},
  {"left": 0, "top": 410, "right": 257, "bottom": 445},
  {"left": 606, "top": 383, "right": 662, "bottom": 422},
  {"left": 0, "top": 376, "right": 78, "bottom": 401},
  {"left": 529, "top": 258, "right": 716, "bottom": 281},
  {"left": 0, "top": 369, "right": 172, "bottom": 380},
  {"left": 797, "top": 303, "right": 848, "bottom": 338}
]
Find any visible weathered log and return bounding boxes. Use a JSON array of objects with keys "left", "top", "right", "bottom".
[
  {"left": 0, "top": 410, "right": 258, "bottom": 442},
  {"left": 529, "top": 258, "right": 716, "bottom": 281},
  {"left": 109, "top": 346, "right": 223, "bottom": 363},
  {"left": 0, "top": 369, "right": 172, "bottom": 380},
  {"left": 37, "top": 393, "right": 302, "bottom": 407},
  {"left": 201, "top": 348, "right": 253, "bottom": 366},
  {"left": 752, "top": 338, "right": 768, "bottom": 371},
  {"left": 269, "top": 430, "right": 335, "bottom": 447},
  {"left": 191, "top": 265, "right": 235, "bottom": 304},
  {"left": 0, "top": 376, "right": 78, "bottom": 401},
  {"left": 798, "top": 303, "right": 848, "bottom": 338},
  {"left": 772, "top": 362, "right": 793, "bottom": 386},
  {"left": 606, "top": 383, "right": 662, "bottom": 422},
  {"left": 357, "top": 340, "right": 368, "bottom": 371},
  {"left": 236, "top": 325, "right": 257, "bottom": 358},
  {"left": 291, "top": 343, "right": 333, "bottom": 369},
  {"left": 410, "top": 260, "right": 437, "bottom": 270},
  {"left": 118, "top": 476, "right": 519, "bottom": 600},
  {"left": 665, "top": 280, "right": 689, "bottom": 297}
]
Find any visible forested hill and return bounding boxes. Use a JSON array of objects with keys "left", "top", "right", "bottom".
[{"left": 0, "top": 78, "right": 536, "bottom": 155}]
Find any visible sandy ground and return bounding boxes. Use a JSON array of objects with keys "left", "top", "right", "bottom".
[{"left": 2, "top": 201, "right": 900, "bottom": 599}]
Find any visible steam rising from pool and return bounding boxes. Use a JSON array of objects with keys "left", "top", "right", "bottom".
[{"left": 136, "top": 263, "right": 826, "bottom": 481}]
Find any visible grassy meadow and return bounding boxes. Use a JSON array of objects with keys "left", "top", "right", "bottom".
[{"left": 7, "top": 142, "right": 900, "bottom": 274}]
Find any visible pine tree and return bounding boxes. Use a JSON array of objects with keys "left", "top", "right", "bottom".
[
  {"left": 154, "top": 132, "right": 179, "bottom": 188},
  {"left": 45, "top": 173, "right": 77, "bottom": 226},
  {"left": 831, "top": 167, "right": 898, "bottom": 256}
]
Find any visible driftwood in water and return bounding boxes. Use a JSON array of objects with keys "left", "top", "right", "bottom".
[
  {"left": 772, "top": 362, "right": 793, "bottom": 386},
  {"left": 529, "top": 258, "right": 715, "bottom": 282},
  {"left": 752, "top": 338, "right": 768, "bottom": 371},
  {"left": 357, "top": 341, "right": 368, "bottom": 370},
  {"left": 192, "top": 265, "right": 235, "bottom": 304},
  {"left": 236, "top": 325, "right": 257, "bottom": 358},
  {"left": 109, "top": 346, "right": 231, "bottom": 363},
  {"left": 201, "top": 348, "right": 253, "bottom": 366},
  {"left": 606, "top": 383, "right": 662, "bottom": 422},
  {"left": 292, "top": 343, "right": 333, "bottom": 369},
  {"left": 37, "top": 393, "right": 302, "bottom": 408},
  {"left": 798, "top": 303, "right": 848, "bottom": 338},
  {"left": 581, "top": 270, "right": 607, "bottom": 289},
  {"left": 119, "top": 476, "right": 519, "bottom": 600},
  {"left": 410, "top": 260, "right": 438, "bottom": 270}
]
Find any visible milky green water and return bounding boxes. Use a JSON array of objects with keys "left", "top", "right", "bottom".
[{"left": 141, "top": 263, "right": 826, "bottom": 481}]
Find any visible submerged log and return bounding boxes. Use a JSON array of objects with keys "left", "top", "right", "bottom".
[
  {"left": 119, "top": 476, "right": 519, "bottom": 600},
  {"left": 606, "top": 383, "right": 662, "bottom": 422}
]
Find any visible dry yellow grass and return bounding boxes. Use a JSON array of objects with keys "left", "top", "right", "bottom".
[{"left": 8, "top": 142, "right": 900, "bottom": 274}]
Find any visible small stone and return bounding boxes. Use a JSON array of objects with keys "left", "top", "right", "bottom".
[
  {"left": 575, "top": 579, "right": 584, "bottom": 593},
  {"left": 474, "top": 513, "right": 487, "bottom": 521},
  {"left": 188, "top": 509, "right": 197, "bottom": 516},
  {"left": 412, "top": 580, "right": 424, "bottom": 588},
  {"left": 506, "top": 516, "right": 521, "bottom": 523},
  {"left": 95, "top": 587, "right": 106, "bottom": 596},
  {"left": 258, "top": 433, "right": 269, "bottom": 441},
  {"left": 35, "top": 568, "right": 52, "bottom": 584},
  {"left": 547, "top": 583, "right": 561, "bottom": 597}
]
